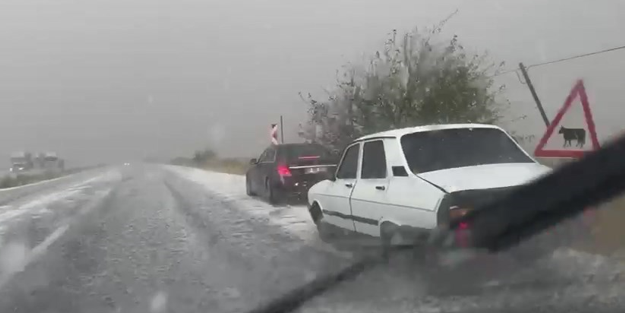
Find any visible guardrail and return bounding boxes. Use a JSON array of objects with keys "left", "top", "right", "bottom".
[{"left": 0, "top": 174, "right": 76, "bottom": 204}]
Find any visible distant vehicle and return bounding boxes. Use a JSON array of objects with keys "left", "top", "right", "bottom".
[
  {"left": 306, "top": 124, "right": 553, "bottom": 255},
  {"left": 9, "top": 162, "right": 27, "bottom": 172},
  {"left": 10, "top": 151, "right": 33, "bottom": 172},
  {"left": 36, "top": 151, "right": 64, "bottom": 172},
  {"left": 124, "top": 163, "right": 130, "bottom": 166},
  {"left": 246, "top": 143, "right": 338, "bottom": 204}
]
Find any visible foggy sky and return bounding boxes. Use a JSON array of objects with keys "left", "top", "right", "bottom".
[{"left": 0, "top": 0, "right": 623, "bottom": 167}]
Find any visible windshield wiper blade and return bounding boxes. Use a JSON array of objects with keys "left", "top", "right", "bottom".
[
  {"left": 439, "top": 134, "right": 625, "bottom": 253},
  {"left": 246, "top": 134, "right": 625, "bottom": 313},
  {"left": 245, "top": 253, "right": 380, "bottom": 313}
]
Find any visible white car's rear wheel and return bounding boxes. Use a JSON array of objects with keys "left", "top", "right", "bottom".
[
  {"left": 381, "top": 223, "right": 430, "bottom": 264},
  {"left": 310, "top": 203, "right": 334, "bottom": 243},
  {"left": 380, "top": 223, "right": 398, "bottom": 261}
]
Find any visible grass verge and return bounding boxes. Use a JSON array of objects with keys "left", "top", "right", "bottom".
[
  {"left": 578, "top": 197, "right": 625, "bottom": 258},
  {"left": 202, "top": 159, "right": 249, "bottom": 175},
  {"left": 171, "top": 157, "right": 250, "bottom": 176},
  {"left": 537, "top": 157, "right": 625, "bottom": 260}
]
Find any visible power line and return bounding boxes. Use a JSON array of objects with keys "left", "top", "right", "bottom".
[
  {"left": 492, "top": 44, "right": 625, "bottom": 77},
  {"left": 527, "top": 44, "right": 625, "bottom": 69}
]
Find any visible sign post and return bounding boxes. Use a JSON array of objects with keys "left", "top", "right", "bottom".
[
  {"left": 519, "top": 63, "right": 550, "bottom": 127},
  {"left": 280, "top": 116, "right": 285, "bottom": 144},
  {"left": 533, "top": 79, "right": 600, "bottom": 227}
]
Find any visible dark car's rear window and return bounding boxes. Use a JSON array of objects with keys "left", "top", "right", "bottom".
[{"left": 282, "top": 144, "right": 333, "bottom": 162}]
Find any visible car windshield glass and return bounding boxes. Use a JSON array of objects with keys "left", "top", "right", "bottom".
[
  {"left": 5, "top": 1, "right": 625, "bottom": 312},
  {"left": 283, "top": 144, "right": 332, "bottom": 162},
  {"left": 401, "top": 127, "right": 534, "bottom": 173}
]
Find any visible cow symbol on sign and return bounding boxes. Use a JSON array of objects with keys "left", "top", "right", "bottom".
[{"left": 559, "top": 126, "right": 586, "bottom": 148}]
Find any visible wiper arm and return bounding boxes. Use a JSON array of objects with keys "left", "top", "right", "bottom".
[{"left": 246, "top": 134, "right": 625, "bottom": 313}]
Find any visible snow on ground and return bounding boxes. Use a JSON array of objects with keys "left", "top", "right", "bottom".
[
  {"left": 547, "top": 248, "right": 625, "bottom": 281},
  {"left": 165, "top": 166, "right": 319, "bottom": 243},
  {"left": 166, "top": 165, "right": 625, "bottom": 277}
]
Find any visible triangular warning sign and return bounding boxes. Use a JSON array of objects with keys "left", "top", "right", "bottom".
[{"left": 534, "top": 80, "right": 600, "bottom": 158}]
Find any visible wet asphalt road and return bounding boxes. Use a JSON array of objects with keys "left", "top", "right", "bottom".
[{"left": 0, "top": 165, "right": 625, "bottom": 313}]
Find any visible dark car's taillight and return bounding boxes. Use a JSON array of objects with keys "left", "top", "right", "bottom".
[{"left": 277, "top": 165, "right": 292, "bottom": 177}]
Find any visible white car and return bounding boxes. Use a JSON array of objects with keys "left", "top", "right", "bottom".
[{"left": 307, "top": 123, "right": 552, "bottom": 251}]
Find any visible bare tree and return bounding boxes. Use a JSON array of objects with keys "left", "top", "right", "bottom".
[{"left": 301, "top": 13, "right": 509, "bottom": 151}]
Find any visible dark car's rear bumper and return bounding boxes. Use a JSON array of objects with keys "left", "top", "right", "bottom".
[{"left": 275, "top": 176, "right": 325, "bottom": 199}]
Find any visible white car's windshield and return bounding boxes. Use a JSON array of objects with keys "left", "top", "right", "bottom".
[{"left": 401, "top": 128, "right": 534, "bottom": 173}]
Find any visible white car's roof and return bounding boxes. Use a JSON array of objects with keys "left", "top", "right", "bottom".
[{"left": 355, "top": 123, "right": 502, "bottom": 141}]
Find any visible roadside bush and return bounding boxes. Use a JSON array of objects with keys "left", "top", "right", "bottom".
[
  {"left": 171, "top": 151, "right": 250, "bottom": 175},
  {"left": 0, "top": 172, "right": 62, "bottom": 189}
]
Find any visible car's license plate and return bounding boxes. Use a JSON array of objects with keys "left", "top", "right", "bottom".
[{"left": 305, "top": 167, "right": 326, "bottom": 174}]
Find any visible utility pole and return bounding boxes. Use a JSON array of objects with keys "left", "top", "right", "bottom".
[
  {"left": 280, "top": 115, "right": 285, "bottom": 144},
  {"left": 519, "top": 62, "right": 550, "bottom": 127}
]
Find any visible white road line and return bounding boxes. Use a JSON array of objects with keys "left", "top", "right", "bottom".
[{"left": 29, "top": 224, "right": 69, "bottom": 262}]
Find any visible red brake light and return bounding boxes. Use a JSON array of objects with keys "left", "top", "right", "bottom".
[{"left": 277, "top": 165, "right": 292, "bottom": 177}]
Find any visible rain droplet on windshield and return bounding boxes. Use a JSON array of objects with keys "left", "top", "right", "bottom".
[{"left": 150, "top": 291, "right": 168, "bottom": 313}]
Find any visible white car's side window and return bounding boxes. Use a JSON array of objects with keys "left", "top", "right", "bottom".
[
  {"left": 361, "top": 140, "right": 387, "bottom": 179},
  {"left": 336, "top": 144, "right": 359, "bottom": 179}
]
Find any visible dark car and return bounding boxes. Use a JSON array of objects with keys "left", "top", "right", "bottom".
[{"left": 246, "top": 143, "right": 338, "bottom": 204}]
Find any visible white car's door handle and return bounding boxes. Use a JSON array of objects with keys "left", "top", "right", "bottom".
[
  {"left": 345, "top": 183, "right": 353, "bottom": 188},
  {"left": 375, "top": 185, "right": 386, "bottom": 190}
]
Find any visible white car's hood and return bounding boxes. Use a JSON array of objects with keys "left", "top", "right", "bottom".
[{"left": 417, "top": 162, "right": 552, "bottom": 193}]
